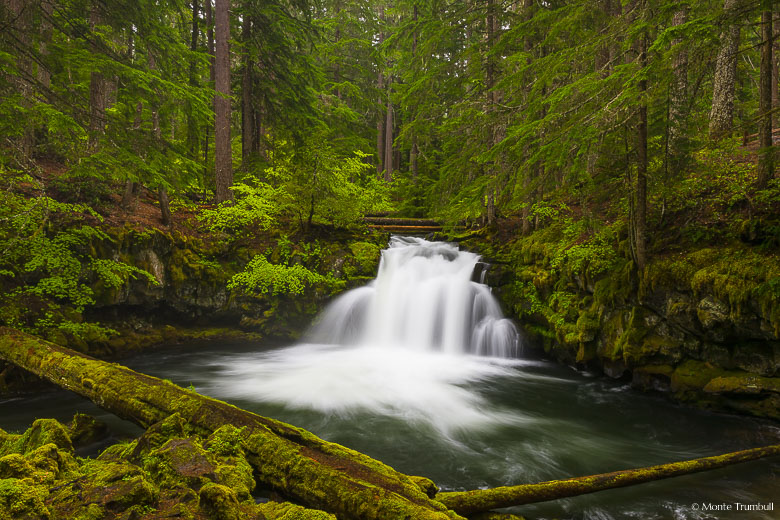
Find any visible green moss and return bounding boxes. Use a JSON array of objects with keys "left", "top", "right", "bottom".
[
  {"left": 74, "top": 503, "right": 105, "bottom": 520},
  {"left": 199, "top": 482, "right": 240, "bottom": 520},
  {"left": 0, "top": 454, "right": 33, "bottom": 479},
  {"left": 2, "top": 418, "right": 73, "bottom": 456},
  {"left": 257, "top": 501, "right": 338, "bottom": 520},
  {"left": 144, "top": 437, "right": 216, "bottom": 490},
  {"left": 703, "top": 375, "right": 780, "bottom": 395},
  {"left": 0, "top": 478, "right": 50, "bottom": 519},
  {"left": 670, "top": 360, "right": 740, "bottom": 395}
]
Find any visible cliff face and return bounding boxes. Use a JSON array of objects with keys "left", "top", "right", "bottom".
[{"left": 469, "top": 234, "right": 780, "bottom": 421}]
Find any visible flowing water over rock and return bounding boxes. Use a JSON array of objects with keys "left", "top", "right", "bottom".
[
  {"left": 205, "top": 237, "right": 523, "bottom": 437},
  {"left": 309, "top": 236, "right": 519, "bottom": 357}
]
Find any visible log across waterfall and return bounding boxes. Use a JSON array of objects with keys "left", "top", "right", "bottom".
[{"left": 308, "top": 236, "right": 520, "bottom": 357}]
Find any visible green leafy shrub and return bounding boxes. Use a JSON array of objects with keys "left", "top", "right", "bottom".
[{"left": 227, "top": 255, "right": 331, "bottom": 296}]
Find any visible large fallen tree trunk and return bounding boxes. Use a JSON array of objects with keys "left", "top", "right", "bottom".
[
  {"left": 0, "top": 328, "right": 463, "bottom": 520},
  {"left": 2, "top": 327, "right": 779, "bottom": 519},
  {"left": 438, "top": 444, "right": 780, "bottom": 515}
]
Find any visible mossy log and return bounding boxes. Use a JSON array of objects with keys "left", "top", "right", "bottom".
[
  {"left": 438, "top": 444, "right": 780, "bottom": 515},
  {"left": 363, "top": 217, "right": 441, "bottom": 226},
  {"left": 0, "top": 328, "right": 463, "bottom": 520},
  {"left": 368, "top": 225, "right": 443, "bottom": 233}
]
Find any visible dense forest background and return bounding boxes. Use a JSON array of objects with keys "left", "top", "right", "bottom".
[{"left": 1, "top": 0, "right": 779, "bottom": 346}]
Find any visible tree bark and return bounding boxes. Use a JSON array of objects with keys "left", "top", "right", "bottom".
[
  {"left": 214, "top": 0, "right": 233, "bottom": 203},
  {"left": 241, "top": 12, "right": 255, "bottom": 167},
  {"left": 410, "top": 4, "right": 419, "bottom": 183},
  {"left": 187, "top": 0, "right": 200, "bottom": 158},
  {"left": 635, "top": 24, "right": 648, "bottom": 272},
  {"left": 438, "top": 444, "right": 780, "bottom": 515},
  {"left": 88, "top": 2, "right": 106, "bottom": 152},
  {"left": 384, "top": 87, "right": 394, "bottom": 182},
  {"left": 204, "top": 0, "right": 215, "bottom": 178},
  {"left": 0, "top": 328, "right": 463, "bottom": 520},
  {"left": 668, "top": 6, "right": 689, "bottom": 162},
  {"left": 709, "top": 0, "right": 741, "bottom": 140},
  {"left": 376, "top": 7, "right": 386, "bottom": 177},
  {"left": 757, "top": 3, "right": 775, "bottom": 189}
]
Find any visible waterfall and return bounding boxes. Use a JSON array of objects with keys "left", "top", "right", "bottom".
[{"left": 310, "top": 236, "right": 519, "bottom": 358}]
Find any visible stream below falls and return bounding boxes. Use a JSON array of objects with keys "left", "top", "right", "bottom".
[{"left": 2, "top": 237, "right": 779, "bottom": 519}]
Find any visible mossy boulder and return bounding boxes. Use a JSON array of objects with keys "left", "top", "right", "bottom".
[
  {"left": 0, "top": 477, "right": 51, "bottom": 519},
  {"left": 144, "top": 437, "right": 217, "bottom": 489},
  {"left": 1, "top": 418, "right": 73, "bottom": 456},
  {"left": 198, "top": 482, "right": 240, "bottom": 520}
]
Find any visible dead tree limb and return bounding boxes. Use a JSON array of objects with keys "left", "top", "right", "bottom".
[
  {"left": 438, "top": 444, "right": 780, "bottom": 515},
  {"left": 0, "top": 328, "right": 463, "bottom": 520}
]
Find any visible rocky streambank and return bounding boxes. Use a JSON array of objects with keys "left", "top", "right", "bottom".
[{"left": 464, "top": 231, "right": 780, "bottom": 421}]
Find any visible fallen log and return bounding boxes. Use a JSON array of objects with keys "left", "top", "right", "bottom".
[
  {"left": 438, "top": 444, "right": 780, "bottom": 515},
  {"left": 367, "top": 225, "right": 443, "bottom": 233},
  {"left": 0, "top": 328, "right": 463, "bottom": 520},
  {"left": 363, "top": 216, "right": 441, "bottom": 226}
]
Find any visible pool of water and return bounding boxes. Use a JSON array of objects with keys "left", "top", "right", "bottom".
[{"left": 1, "top": 339, "right": 777, "bottom": 520}]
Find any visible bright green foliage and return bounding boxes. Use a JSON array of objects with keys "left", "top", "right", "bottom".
[
  {"left": 198, "top": 183, "right": 284, "bottom": 236},
  {"left": 227, "top": 255, "right": 330, "bottom": 296},
  {"left": 261, "top": 135, "right": 391, "bottom": 230}
]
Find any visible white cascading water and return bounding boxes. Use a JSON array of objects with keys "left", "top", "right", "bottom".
[
  {"left": 309, "top": 236, "right": 519, "bottom": 357},
  {"left": 205, "top": 236, "right": 528, "bottom": 436}
]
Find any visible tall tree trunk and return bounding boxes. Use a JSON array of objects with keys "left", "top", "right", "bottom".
[
  {"left": 123, "top": 101, "right": 144, "bottom": 211},
  {"left": 485, "top": 0, "right": 499, "bottom": 226},
  {"left": 409, "top": 4, "right": 419, "bottom": 183},
  {"left": 635, "top": 28, "right": 648, "bottom": 272},
  {"left": 773, "top": 13, "right": 779, "bottom": 130},
  {"left": 241, "top": 13, "right": 255, "bottom": 167},
  {"left": 38, "top": 0, "right": 53, "bottom": 90},
  {"left": 757, "top": 3, "right": 775, "bottom": 189},
  {"left": 187, "top": 0, "right": 200, "bottom": 158},
  {"left": 668, "top": 6, "right": 689, "bottom": 161},
  {"left": 383, "top": 88, "right": 394, "bottom": 182},
  {"left": 709, "top": 0, "right": 741, "bottom": 140},
  {"left": 376, "top": 7, "right": 386, "bottom": 177},
  {"left": 214, "top": 0, "right": 233, "bottom": 203},
  {"left": 521, "top": 0, "right": 535, "bottom": 236},
  {"left": 88, "top": 2, "right": 106, "bottom": 152},
  {"left": 204, "top": 0, "right": 215, "bottom": 179}
]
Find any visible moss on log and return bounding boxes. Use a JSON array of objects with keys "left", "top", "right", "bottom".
[
  {"left": 0, "top": 328, "right": 463, "bottom": 520},
  {"left": 438, "top": 444, "right": 780, "bottom": 515}
]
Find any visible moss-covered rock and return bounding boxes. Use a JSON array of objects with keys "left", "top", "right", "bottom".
[
  {"left": 0, "top": 477, "right": 51, "bottom": 519},
  {"left": 198, "top": 482, "right": 240, "bottom": 520}
]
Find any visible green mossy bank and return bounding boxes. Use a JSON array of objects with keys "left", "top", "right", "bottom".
[{"left": 461, "top": 226, "right": 780, "bottom": 421}]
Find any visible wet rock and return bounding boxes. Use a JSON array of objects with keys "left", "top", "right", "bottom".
[
  {"left": 68, "top": 413, "right": 109, "bottom": 449},
  {"left": 6, "top": 418, "right": 73, "bottom": 455}
]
